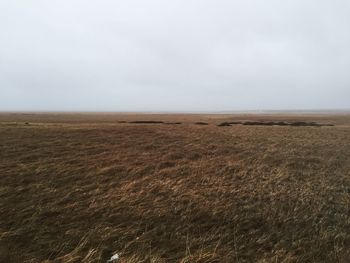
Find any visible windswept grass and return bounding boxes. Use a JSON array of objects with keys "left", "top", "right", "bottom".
[{"left": 0, "top": 114, "right": 350, "bottom": 262}]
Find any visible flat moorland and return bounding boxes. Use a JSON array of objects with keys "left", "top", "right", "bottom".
[{"left": 0, "top": 113, "right": 350, "bottom": 262}]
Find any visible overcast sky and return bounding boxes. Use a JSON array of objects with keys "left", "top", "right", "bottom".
[{"left": 1, "top": 1, "right": 349, "bottom": 111}]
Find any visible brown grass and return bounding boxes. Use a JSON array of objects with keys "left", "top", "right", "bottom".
[{"left": 1, "top": 113, "right": 350, "bottom": 262}]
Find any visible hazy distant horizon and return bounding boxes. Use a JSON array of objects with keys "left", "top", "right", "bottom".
[
  {"left": 1, "top": 1, "right": 350, "bottom": 111},
  {"left": 1, "top": 109, "right": 350, "bottom": 115}
]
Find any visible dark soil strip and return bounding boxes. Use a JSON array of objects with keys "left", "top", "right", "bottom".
[
  {"left": 194, "top": 122, "right": 209, "bottom": 125},
  {"left": 129, "top": 121, "right": 164, "bottom": 124},
  {"left": 218, "top": 121, "right": 334, "bottom": 127}
]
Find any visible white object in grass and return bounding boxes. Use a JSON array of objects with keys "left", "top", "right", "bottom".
[{"left": 107, "top": 253, "right": 120, "bottom": 262}]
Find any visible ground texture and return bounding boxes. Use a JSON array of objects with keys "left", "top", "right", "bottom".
[{"left": 1, "top": 113, "right": 350, "bottom": 262}]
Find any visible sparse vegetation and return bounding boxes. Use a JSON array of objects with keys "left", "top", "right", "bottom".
[{"left": 0, "top": 113, "right": 350, "bottom": 262}]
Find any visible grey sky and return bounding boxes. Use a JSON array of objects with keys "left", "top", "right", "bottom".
[{"left": 1, "top": 0, "right": 349, "bottom": 111}]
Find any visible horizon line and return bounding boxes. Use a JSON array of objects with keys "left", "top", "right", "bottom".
[{"left": 1, "top": 109, "right": 350, "bottom": 115}]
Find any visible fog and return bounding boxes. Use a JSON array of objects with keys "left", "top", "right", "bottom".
[{"left": 1, "top": 0, "right": 349, "bottom": 111}]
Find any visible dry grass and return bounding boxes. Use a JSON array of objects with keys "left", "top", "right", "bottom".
[{"left": 1, "top": 113, "right": 350, "bottom": 262}]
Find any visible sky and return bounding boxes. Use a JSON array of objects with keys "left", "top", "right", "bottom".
[{"left": 1, "top": 0, "right": 350, "bottom": 112}]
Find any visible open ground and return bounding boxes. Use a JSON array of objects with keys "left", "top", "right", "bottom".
[{"left": 1, "top": 113, "right": 350, "bottom": 262}]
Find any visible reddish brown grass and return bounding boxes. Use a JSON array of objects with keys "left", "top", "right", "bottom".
[{"left": 1, "top": 113, "right": 350, "bottom": 262}]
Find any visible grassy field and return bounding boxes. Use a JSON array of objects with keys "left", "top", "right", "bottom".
[{"left": 1, "top": 113, "right": 350, "bottom": 262}]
